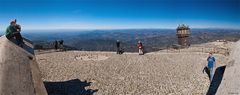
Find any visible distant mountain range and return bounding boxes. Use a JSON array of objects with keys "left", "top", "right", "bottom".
[{"left": 3, "top": 28, "right": 240, "bottom": 52}]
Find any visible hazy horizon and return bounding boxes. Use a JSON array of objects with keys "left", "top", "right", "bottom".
[
  {"left": 0, "top": 0, "right": 239, "bottom": 31},
  {"left": 1, "top": 27, "right": 240, "bottom": 34}
]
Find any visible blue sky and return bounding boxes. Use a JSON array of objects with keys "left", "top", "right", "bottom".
[{"left": 0, "top": 0, "right": 239, "bottom": 30}]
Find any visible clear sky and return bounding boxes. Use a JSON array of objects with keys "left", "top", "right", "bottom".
[{"left": 0, "top": 0, "right": 239, "bottom": 30}]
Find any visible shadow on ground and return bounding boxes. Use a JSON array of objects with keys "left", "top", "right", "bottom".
[
  {"left": 44, "top": 79, "right": 98, "bottom": 95},
  {"left": 203, "top": 66, "right": 211, "bottom": 79},
  {"left": 206, "top": 66, "right": 226, "bottom": 95}
]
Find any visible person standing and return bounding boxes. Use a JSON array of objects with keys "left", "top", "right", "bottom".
[
  {"left": 137, "top": 41, "right": 144, "bottom": 55},
  {"left": 207, "top": 52, "right": 216, "bottom": 82},
  {"left": 116, "top": 40, "right": 120, "bottom": 54},
  {"left": 54, "top": 40, "right": 58, "bottom": 50}
]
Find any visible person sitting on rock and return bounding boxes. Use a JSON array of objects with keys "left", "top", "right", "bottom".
[
  {"left": 6, "top": 20, "right": 17, "bottom": 39},
  {"left": 207, "top": 52, "right": 216, "bottom": 82},
  {"left": 13, "top": 19, "right": 24, "bottom": 47},
  {"left": 6, "top": 19, "right": 24, "bottom": 47}
]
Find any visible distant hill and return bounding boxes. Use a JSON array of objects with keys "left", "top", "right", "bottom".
[{"left": 22, "top": 29, "right": 240, "bottom": 52}]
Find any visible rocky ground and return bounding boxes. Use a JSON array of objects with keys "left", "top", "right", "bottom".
[{"left": 36, "top": 45, "right": 229, "bottom": 95}]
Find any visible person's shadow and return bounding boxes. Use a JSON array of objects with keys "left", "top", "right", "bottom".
[
  {"left": 44, "top": 79, "right": 98, "bottom": 95},
  {"left": 204, "top": 66, "right": 226, "bottom": 95},
  {"left": 203, "top": 66, "right": 211, "bottom": 79}
]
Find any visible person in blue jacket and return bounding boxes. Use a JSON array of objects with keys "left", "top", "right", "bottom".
[{"left": 207, "top": 52, "right": 216, "bottom": 82}]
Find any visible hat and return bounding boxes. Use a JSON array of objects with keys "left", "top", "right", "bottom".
[
  {"left": 10, "top": 19, "right": 16, "bottom": 24},
  {"left": 14, "top": 19, "right": 17, "bottom": 22}
]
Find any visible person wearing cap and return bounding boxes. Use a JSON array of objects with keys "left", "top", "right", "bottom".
[
  {"left": 5, "top": 20, "right": 17, "bottom": 39},
  {"left": 207, "top": 52, "right": 216, "bottom": 82},
  {"left": 137, "top": 41, "right": 144, "bottom": 55}
]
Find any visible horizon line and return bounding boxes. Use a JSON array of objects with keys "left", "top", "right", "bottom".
[
  {"left": 1, "top": 27, "right": 240, "bottom": 33},
  {"left": 22, "top": 27, "right": 240, "bottom": 31}
]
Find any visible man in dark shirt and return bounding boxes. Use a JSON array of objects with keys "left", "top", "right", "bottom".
[
  {"left": 116, "top": 40, "right": 120, "bottom": 54},
  {"left": 54, "top": 40, "right": 58, "bottom": 50},
  {"left": 13, "top": 19, "right": 24, "bottom": 47}
]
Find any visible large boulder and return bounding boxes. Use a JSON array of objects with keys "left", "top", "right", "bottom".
[{"left": 0, "top": 36, "right": 47, "bottom": 95}]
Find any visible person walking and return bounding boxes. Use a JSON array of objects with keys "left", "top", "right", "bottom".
[
  {"left": 207, "top": 52, "right": 216, "bottom": 82},
  {"left": 137, "top": 41, "right": 144, "bottom": 55},
  {"left": 116, "top": 40, "right": 120, "bottom": 54}
]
